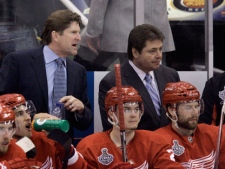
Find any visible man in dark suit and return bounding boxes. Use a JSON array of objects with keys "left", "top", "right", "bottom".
[
  {"left": 199, "top": 72, "right": 225, "bottom": 125},
  {"left": 99, "top": 24, "right": 180, "bottom": 131},
  {"left": 0, "top": 10, "right": 93, "bottom": 143}
]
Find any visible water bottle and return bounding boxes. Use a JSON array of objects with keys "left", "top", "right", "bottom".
[
  {"left": 32, "top": 119, "right": 70, "bottom": 132},
  {"left": 52, "top": 102, "right": 65, "bottom": 119}
]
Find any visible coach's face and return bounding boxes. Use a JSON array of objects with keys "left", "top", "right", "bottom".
[
  {"left": 132, "top": 40, "right": 163, "bottom": 73},
  {"left": 52, "top": 21, "right": 81, "bottom": 57}
]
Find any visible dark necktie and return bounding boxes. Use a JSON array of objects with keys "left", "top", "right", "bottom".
[
  {"left": 144, "top": 74, "right": 161, "bottom": 116},
  {"left": 52, "top": 58, "right": 66, "bottom": 116}
]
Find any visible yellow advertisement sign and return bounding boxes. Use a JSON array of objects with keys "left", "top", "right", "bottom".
[{"left": 167, "top": 0, "right": 225, "bottom": 20}]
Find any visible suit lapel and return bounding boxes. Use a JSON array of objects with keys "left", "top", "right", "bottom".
[
  {"left": 30, "top": 48, "right": 48, "bottom": 106},
  {"left": 66, "top": 59, "right": 75, "bottom": 95},
  {"left": 121, "top": 61, "right": 161, "bottom": 123},
  {"left": 154, "top": 67, "right": 170, "bottom": 125},
  {"left": 154, "top": 68, "right": 164, "bottom": 98}
]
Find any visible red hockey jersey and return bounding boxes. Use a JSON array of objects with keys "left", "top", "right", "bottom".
[
  {"left": 76, "top": 130, "right": 184, "bottom": 169},
  {"left": 31, "top": 130, "right": 60, "bottom": 168},
  {"left": 31, "top": 130, "right": 87, "bottom": 169},
  {"left": 0, "top": 139, "right": 26, "bottom": 161},
  {"left": 155, "top": 124, "right": 225, "bottom": 169}
]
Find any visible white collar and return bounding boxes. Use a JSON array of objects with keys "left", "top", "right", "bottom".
[{"left": 128, "top": 60, "right": 155, "bottom": 81}]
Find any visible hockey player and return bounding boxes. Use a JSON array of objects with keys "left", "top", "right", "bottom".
[
  {"left": 0, "top": 94, "right": 87, "bottom": 169},
  {"left": 155, "top": 81, "right": 225, "bottom": 168},
  {"left": 0, "top": 102, "right": 26, "bottom": 161},
  {"left": 0, "top": 102, "right": 42, "bottom": 168},
  {"left": 76, "top": 85, "right": 184, "bottom": 169}
]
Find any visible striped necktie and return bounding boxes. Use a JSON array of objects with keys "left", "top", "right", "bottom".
[
  {"left": 144, "top": 74, "right": 161, "bottom": 116},
  {"left": 52, "top": 58, "right": 66, "bottom": 116}
]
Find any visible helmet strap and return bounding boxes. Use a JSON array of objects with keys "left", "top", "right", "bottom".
[
  {"left": 108, "top": 112, "right": 120, "bottom": 129},
  {"left": 175, "top": 114, "right": 196, "bottom": 136},
  {"left": 108, "top": 108, "right": 143, "bottom": 130},
  {"left": 174, "top": 122, "right": 196, "bottom": 136},
  {"left": 166, "top": 112, "right": 178, "bottom": 123},
  {"left": 167, "top": 111, "right": 196, "bottom": 136}
]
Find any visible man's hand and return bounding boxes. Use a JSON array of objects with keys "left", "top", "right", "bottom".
[
  {"left": 33, "top": 113, "right": 59, "bottom": 120},
  {"left": 47, "top": 129, "right": 73, "bottom": 168},
  {"left": 59, "top": 96, "right": 84, "bottom": 114},
  {"left": 32, "top": 113, "right": 59, "bottom": 134}
]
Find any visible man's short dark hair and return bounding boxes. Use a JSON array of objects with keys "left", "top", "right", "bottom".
[{"left": 127, "top": 24, "right": 165, "bottom": 60}]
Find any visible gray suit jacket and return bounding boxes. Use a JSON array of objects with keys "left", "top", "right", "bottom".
[
  {"left": 80, "top": 0, "right": 174, "bottom": 52},
  {"left": 0, "top": 47, "right": 93, "bottom": 140},
  {"left": 99, "top": 60, "right": 180, "bottom": 131}
]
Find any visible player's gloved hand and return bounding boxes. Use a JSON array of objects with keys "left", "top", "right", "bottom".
[
  {"left": 47, "top": 129, "right": 73, "bottom": 160},
  {"left": 47, "top": 129, "right": 75, "bottom": 168},
  {"left": 54, "top": 141, "right": 75, "bottom": 161},
  {"left": 109, "top": 162, "right": 134, "bottom": 169},
  {"left": 0, "top": 157, "right": 42, "bottom": 169}
]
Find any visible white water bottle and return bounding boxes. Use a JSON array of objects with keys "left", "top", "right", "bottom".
[{"left": 52, "top": 102, "right": 65, "bottom": 119}]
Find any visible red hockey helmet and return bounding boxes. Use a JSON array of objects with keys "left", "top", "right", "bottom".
[
  {"left": 105, "top": 85, "right": 143, "bottom": 112},
  {"left": 0, "top": 102, "right": 15, "bottom": 126},
  {"left": 0, "top": 94, "right": 25, "bottom": 108},
  {"left": 162, "top": 81, "right": 200, "bottom": 107},
  {"left": 0, "top": 94, "right": 36, "bottom": 116}
]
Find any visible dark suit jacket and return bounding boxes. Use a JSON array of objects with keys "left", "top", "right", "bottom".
[
  {"left": 0, "top": 47, "right": 93, "bottom": 140},
  {"left": 199, "top": 72, "right": 225, "bottom": 125},
  {"left": 99, "top": 60, "right": 180, "bottom": 131}
]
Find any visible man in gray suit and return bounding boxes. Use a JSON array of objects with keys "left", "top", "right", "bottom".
[
  {"left": 75, "top": 0, "right": 175, "bottom": 71},
  {"left": 99, "top": 24, "right": 180, "bottom": 131},
  {"left": 0, "top": 10, "right": 93, "bottom": 144}
]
